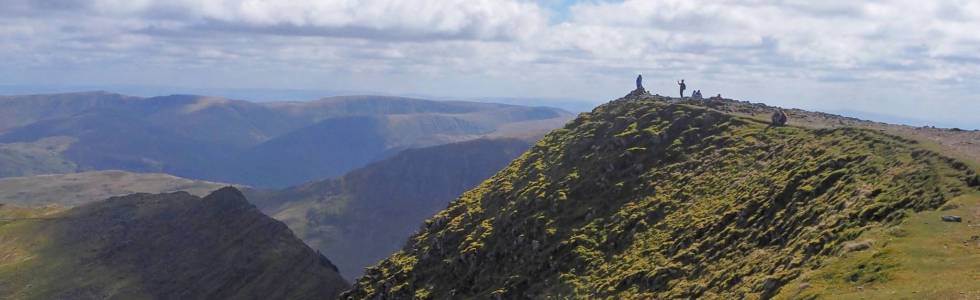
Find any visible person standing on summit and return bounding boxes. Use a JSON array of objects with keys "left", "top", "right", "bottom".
[
  {"left": 636, "top": 74, "right": 643, "bottom": 90},
  {"left": 678, "top": 79, "right": 686, "bottom": 98}
]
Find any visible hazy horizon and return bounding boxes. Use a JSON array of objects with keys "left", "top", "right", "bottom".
[{"left": 2, "top": 1, "right": 979, "bottom": 129}]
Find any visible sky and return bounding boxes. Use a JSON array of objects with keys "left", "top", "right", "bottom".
[{"left": 1, "top": 0, "right": 978, "bottom": 129}]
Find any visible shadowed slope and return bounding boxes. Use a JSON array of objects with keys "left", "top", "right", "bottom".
[{"left": 0, "top": 187, "right": 349, "bottom": 299}]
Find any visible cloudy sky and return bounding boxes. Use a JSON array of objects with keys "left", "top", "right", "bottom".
[{"left": 1, "top": 0, "right": 978, "bottom": 128}]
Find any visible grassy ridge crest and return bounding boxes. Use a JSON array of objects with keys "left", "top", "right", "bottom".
[{"left": 343, "top": 96, "right": 979, "bottom": 299}]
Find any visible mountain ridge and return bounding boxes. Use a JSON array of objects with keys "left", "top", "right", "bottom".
[
  {"left": 343, "top": 95, "right": 979, "bottom": 299},
  {"left": 0, "top": 170, "right": 231, "bottom": 207},
  {"left": 0, "top": 91, "right": 573, "bottom": 187}
]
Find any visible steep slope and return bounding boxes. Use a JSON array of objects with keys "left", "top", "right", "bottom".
[
  {"left": 775, "top": 192, "right": 980, "bottom": 299},
  {"left": 0, "top": 137, "right": 79, "bottom": 177},
  {"left": 248, "top": 138, "right": 532, "bottom": 279},
  {"left": 0, "top": 92, "right": 572, "bottom": 186},
  {"left": 0, "top": 187, "right": 348, "bottom": 299},
  {"left": 0, "top": 170, "right": 229, "bottom": 207},
  {"left": 343, "top": 96, "right": 980, "bottom": 299}
]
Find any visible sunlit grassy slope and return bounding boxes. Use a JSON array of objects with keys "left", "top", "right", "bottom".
[
  {"left": 775, "top": 192, "right": 980, "bottom": 299},
  {"left": 342, "top": 95, "right": 979, "bottom": 299}
]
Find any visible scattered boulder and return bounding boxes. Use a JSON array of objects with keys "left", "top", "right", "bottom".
[
  {"left": 843, "top": 240, "right": 872, "bottom": 252},
  {"left": 760, "top": 277, "right": 785, "bottom": 299},
  {"left": 968, "top": 175, "right": 980, "bottom": 187},
  {"left": 941, "top": 215, "right": 962, "bottom": 222},
  {"left": 626, "top": 88, "right": 649, "bottom": 99}
]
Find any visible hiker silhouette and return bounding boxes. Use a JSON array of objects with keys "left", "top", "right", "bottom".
[
  {"left": 678, "top": 80, "right": 686, "bottom": 98},
  {"left": 636, "top": 74, "right": 643, "bottom": 90}
]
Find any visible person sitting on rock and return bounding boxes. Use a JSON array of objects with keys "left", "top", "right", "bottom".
[
  {"left": 678, "top": 79, "right": 686, "bottom": 98},
  {"left": 771, "top": 109, "right": 788, "bottom": 126}
]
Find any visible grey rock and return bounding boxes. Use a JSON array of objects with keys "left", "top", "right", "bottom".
[{"left": 942, "top": 215, "right": 962, "bottom": 222}]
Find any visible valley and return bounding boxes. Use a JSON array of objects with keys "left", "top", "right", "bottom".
[
  {"left": 0, "top": 92, "right": 573, "bottom": 187},
  {"left": 248, "top": 138, "right": 533, "bottom": 279}
]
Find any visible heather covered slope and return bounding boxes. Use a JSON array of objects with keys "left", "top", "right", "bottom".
[
  {"left": 0, "top": 187, "right": 349, "bottom": 299},
  {"left": 248, "top": 138, "right": 532, "bottom": 280},
  {"left": 343, "top": 96, "right": 980, "bottom": 299}
]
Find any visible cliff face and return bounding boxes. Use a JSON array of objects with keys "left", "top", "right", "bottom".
[
  {"left": 343, "top": 97, "right": 979, "bottom": 299},
  {"left": 0, "top": 187, "right": 349, "bottom": 300}
]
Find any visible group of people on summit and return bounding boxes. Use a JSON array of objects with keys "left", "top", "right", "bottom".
[
  {"left": 637, "top": 75, "right": 703, "bottom": 99},
  {"left": 635, "top": 74, "right": 787, "bottom": 126},
  {"left": 677, "top": 79, "right": 703, "bottom": 99}
]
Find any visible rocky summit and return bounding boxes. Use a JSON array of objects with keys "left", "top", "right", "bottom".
[
  {"left": 0, "top": 187, "right": 349, "bottom": 300},
  {"left": 342, "top": 95, "right": 979, "bottom": 299}
]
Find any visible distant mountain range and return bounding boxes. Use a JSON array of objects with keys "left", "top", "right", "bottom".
[
  {"left": 248, "top": 138, "right": 533, "bottom": 280},
  {"left": 0, "top": 92, "right": 573, "bottom": 187},
  {"left": 0, "top": 187, "right": 349, "bottom": 299}
]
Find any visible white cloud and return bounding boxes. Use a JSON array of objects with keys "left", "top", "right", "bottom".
[
  {"left": 66, "top": 0, "right": 547, "bottom": 40},
  {"left": 0, "top": 0, "right": 978, "bottom": 128},
  {"left": 558, "top": 0, "right": 980, "bottom": 81}
]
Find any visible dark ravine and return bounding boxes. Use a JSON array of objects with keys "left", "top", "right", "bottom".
[
  {"left": 248, "top": 138, "right": 533, "bottom": 280},
  {"left": 0, "top": 187, "right": 349, "bottom": 299},
  {"left": 342, "top": 95, "right": 979, "bottom": 299}
]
